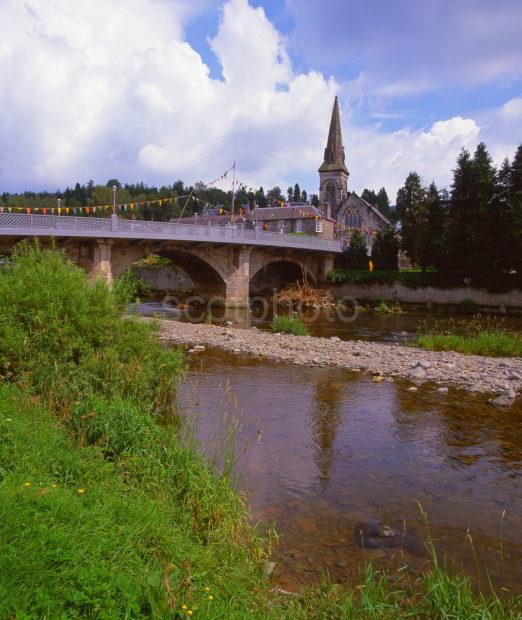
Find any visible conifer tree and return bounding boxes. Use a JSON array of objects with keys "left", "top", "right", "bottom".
[
  {"left": 376, "top": 187, "right": 392, "bottom": 219},
  {"left": 447, "top": 149, "right": 474, "bottom": 271},
  {"left": 466, "top": 142, "right": 496, "bottom": 272},
  {"left": 510, "top": 145, "right": 522, "bottom": 270},
  {"left": 344, "top": 231, "right": 369, "bottom": 270},
  {"left": 293, "top": 183, "right": 301, "bottom": 202},
  {"left": 371, "top": 226, "right": 399, "bottom": 270},
  {"left": 396, "top": 172, "right": 427, "bottom": 268}
]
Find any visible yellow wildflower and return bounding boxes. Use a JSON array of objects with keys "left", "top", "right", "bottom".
[
  {"left": 204, "top": 587, "right": 210, "bottom": 592},
  {"left": 181, "top": 604, "right": 187, "bottom": 610},
  {"left": 51, "top": 483, "right": 57, "bottom": 489},
  {"left": 187, "top": 611, "right": 193, "bottom": 616},
  {"left": 23, "top": 482, "right": 31, "bottom": 488},
  {"left": 208, "top": 595, "right": 213, "bottom": 601},
  {"left": 77, "top": 488, "right": 86, "bottom": 495}
]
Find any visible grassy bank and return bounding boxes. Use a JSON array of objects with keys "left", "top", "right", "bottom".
[
  {"left": 1, "top": 243, "right": 521, "bottom": 618},
  {"left": 416, "top": 316, "right": 522, "bottom": 356}
]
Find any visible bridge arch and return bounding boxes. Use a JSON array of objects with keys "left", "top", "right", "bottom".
[
  {"left": 249, "top": 258, "right": 316, "bottom": 297},
  {"left": 112, "top": 246, "right": 227, "bottom": 300}
]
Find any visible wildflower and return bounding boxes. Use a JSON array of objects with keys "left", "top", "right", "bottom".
[
  {"left": 181, "top": 604, "right": 187, "bottom": 610},
  {"left": 51, "top": 483, "right": 57, "bottom": 489},
  {"left": 208, "top": 595, "right": 213, "bottom": 600},
  {"left": 204, "top": 587, "right": 210, "bottom": 592},
  {"left": 77, "top": 488, "right": 86, "bottom": 495},
  {"left": 23, "top": 482, "right": 31, "bottom": 488},
  {"left": 187, "top": 611, "right": 193, "bottom": 616}
]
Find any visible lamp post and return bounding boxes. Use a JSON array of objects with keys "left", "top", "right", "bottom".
[{"left": 112, "top": 185, "right": 117, "bottom": 215}]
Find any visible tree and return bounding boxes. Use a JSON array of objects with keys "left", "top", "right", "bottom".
[
  {"left": 300, "top": 189, "right": 308, "bottom": 203},
  {"left": 287, "top": 186, "right": 293, "bottom": 202},
  {"left": 446, "top": 149, "right": 474, "bottom": 271},
  {"left": 310, "top": 194, "right": 319, "bottom": 207},
  {"left": 376, "top": 187, "right": 392, "bottom": 219},
  {"left": 256, "top": 186, "right": 267, "bottom": 208},
  {"left": 426, "top": 182, "right": 448, "bottom": 270},
  {"left": 106, "top": 179, "right": 121, "bottom": 189},
  {"left": 344, "top": 231, "right": 369, "bottom": 270},
  {"left": 510, "top": 145, "right": 522, "bottom": 270},
  {"left": 361, "top": 189, "right": 377, "bottom": 206},
  {"left": 371, "top": 226, "right": 399, "bottom": 270},
  {"left": 396, "top": 172, "right": 428, "bottom": 268},
  {"left": 267, "top": 186, "right": 283, "bottom": 204},
  {"left": 466, "top": 142, "right": 496, "bottom": 272},
  {"left": 293, "top": 183, "right": 301, "bottom": 202}
]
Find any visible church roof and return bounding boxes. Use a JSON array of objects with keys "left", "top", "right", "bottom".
[
  {"left": 345, "top": 192, "right": 391, "bottom": 225},
  {"left": 318, "top": 96, "right": 349, "bottom": 175}
]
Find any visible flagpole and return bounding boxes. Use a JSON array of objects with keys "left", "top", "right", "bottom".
[{"left": 230, "top": 161, "right": 236, "bottom": 225}]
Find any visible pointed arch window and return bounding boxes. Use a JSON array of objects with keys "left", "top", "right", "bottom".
[
  {"left": 325, "top": 181, "right": 336, "bottom": 209},
  {"left": 345, "top": 208, "right": 362, "bottom": 228}
]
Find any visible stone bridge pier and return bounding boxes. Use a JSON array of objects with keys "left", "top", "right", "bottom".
[{"left": 79, "top": 238, "right": 335, "bottom": 307}]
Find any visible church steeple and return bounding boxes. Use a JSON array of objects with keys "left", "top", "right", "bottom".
[{"left": 319, "top": 96, "right": 348, "bottom": 175}]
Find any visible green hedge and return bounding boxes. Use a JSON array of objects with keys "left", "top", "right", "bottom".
[{"left": 327, "top": 269, "right": 522, "bottom": 293}]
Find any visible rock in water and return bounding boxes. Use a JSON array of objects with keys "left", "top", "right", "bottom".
[
  {"left": 409, "top": 366, "right": 427, "bottom": 380},
  {"left": 354, "top": 520, "right": 424, "bottom": 556},
  {"left": 490, "top": 395, "right": 513, "bottom": 407}
]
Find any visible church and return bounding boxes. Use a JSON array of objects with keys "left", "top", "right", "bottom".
[{"left": 318, "top": 96, "right": 390, "bottom": 248}]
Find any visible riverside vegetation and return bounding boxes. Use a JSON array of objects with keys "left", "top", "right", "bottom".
[
  {"left": 1, "top": 244, "right": 521, "bottom": 618},
  {"left": 416, "top": 316, "right": 522, "bottom": 357}
]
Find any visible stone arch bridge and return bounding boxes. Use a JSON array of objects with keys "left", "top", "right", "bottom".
[{"left": 0, "top": 214, "right": 341, "bottom": 307}]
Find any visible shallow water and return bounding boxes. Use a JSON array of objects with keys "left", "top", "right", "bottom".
[
  {"left": 179, "top": 349, "right": 522, "bottom": 594},
  {"left": 134, "top": 300, "right": 522, "bottom": 344}
]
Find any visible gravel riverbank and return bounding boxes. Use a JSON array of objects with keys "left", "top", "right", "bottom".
[{"left": 153, "top": 320, "right": 522, "bottom": 399}]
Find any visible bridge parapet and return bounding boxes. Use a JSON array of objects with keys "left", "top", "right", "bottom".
[{"left": 0, "top": 213, "right": 342, "bottom": 253}]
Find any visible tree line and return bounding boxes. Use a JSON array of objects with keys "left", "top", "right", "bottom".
[
  {"left": 0, "top": 179, "right": 320, "bottom": 220},
  {"left": 344, "top": 142, "right": 522, "bottom": 273}
]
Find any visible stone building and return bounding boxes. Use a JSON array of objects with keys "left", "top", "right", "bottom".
[
  {"left": 319, "top": 96, "right": 390, "bottom": 249},
  {"left": 178, "top": 204, "right": 335, "bottom": 241}
]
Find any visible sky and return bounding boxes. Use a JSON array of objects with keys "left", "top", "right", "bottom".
[{"left": 0, "top": 0, "right": 521, "bottom": 200}]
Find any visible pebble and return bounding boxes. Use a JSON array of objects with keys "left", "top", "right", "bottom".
[
  {"left": 407, "top": 386, "right": 418, "bottom": 392},
  {"left": 437, "top": 387, "right": 449, "bottom": 394},
  {"left": 490, "top": 395, "right": 513, "bottom": 407},
  {"left": 149, "top": 319, "right": 522, "bottom": 397},
  {"left": 330, "top": 336, "right": 341, "bottom": 342}
]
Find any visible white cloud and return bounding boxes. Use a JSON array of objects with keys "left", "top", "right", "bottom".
[
  {"left": 0, "top": 0, "right": 518, "bottom": 201},
  {"left": 0, "top": 0, "right": 336, "bottom": 192},
  {"left": 345, "top": 116, "right": 481, "bottom": 199}
]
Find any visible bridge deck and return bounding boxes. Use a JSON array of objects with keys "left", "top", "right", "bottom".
[{"left": 0, "top": 214, "right": 342, "bottom": 253}]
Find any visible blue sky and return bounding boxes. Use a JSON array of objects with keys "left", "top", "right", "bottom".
[{"left": 0, "top": 0, "right": 520, "bottom": 198}]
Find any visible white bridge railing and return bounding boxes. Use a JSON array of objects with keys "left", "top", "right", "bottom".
[{"left": 0, "top": 213, "right": 342, "bottom": 253}]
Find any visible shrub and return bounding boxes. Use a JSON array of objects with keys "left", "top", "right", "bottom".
[
  {"left": 113, "top": 268, "right": 150, "bottom": 306},
  {"left": 0, "top": 241, "right": 184, "bottom": 415},
  {"left": 271, "top": 313, "right": 309, "bottom": 336},
  {"left": 343, "top": 231, "right": 369, "bottom": 270}
]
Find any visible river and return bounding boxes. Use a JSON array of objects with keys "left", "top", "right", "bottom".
[{"left": 138, "top": 302, "right": 522, "bottom": 593}]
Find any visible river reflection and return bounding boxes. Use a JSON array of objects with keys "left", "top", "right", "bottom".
[{"left": 179, "top": 350, "right": 522, "bottom": 593}]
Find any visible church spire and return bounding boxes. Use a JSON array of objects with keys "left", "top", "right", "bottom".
[{"left": 319, "top": 96, "right": 348, "bottom": 175}]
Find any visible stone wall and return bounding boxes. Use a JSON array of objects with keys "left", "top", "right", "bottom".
[
  {"left": 329, "top": 281, "right": 522, "bottom": 313},
  {"left": 133, "top": 265, "right": 194, "bottom": 293}
]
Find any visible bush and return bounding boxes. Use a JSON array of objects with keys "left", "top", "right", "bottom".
[
  {"left": 343, "top": 231, "right": 369, "bottom": 270},
  {"left": 0, "top": 241, "right": 184, "bottom": 415},
  {"left": 113, "top": 268, "right": 150, "bottom": 306},
  {"left": 271, "top": 314, "right": 309, "bottom": 336}
]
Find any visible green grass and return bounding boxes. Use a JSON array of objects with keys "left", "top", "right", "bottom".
[
  {"left": 416, "top": 315, "right": 522, "bottom": 356},
  {"left": 1, "top": 243, "right": 521, "bottom": 618},
  {"left": 271, "top": 313, "right": 309, "bottom": 336}
]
